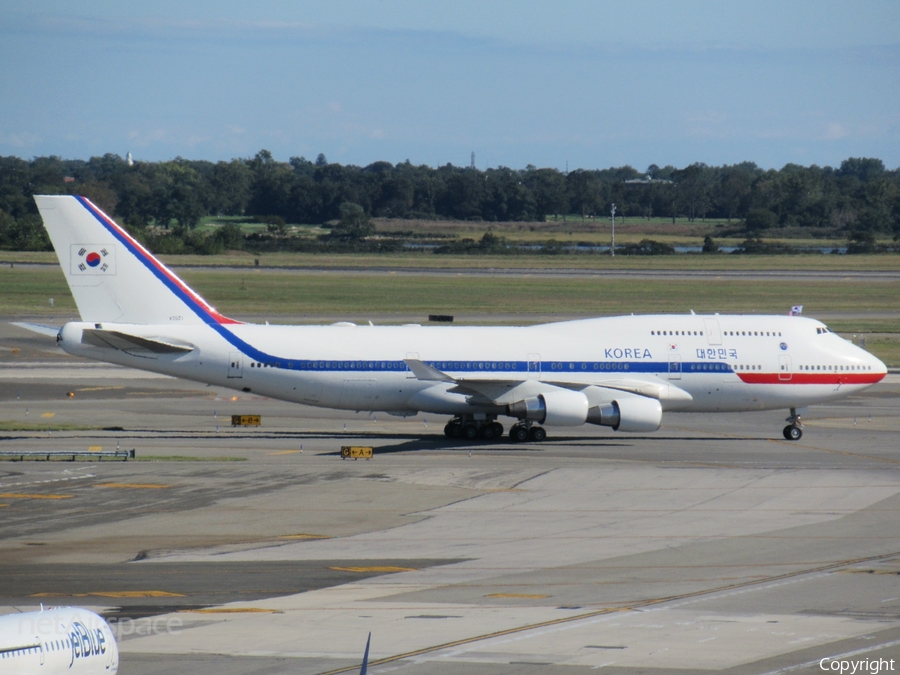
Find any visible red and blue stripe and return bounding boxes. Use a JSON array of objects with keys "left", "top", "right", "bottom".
[{"left": 75, "top": 196, "right": 283, "bottom": 362}]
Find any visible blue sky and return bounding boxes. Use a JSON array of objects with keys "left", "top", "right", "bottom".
[{"left": 1, "top": 1, "right": 898, "bottom": 170}]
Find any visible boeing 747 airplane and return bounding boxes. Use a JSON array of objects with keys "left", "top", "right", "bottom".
[
  {"left": 0, "top": 607, "right": 118, "bottom": 674},
  {"left": 22, "top": 195, "right": 887, "bottom": 442}
]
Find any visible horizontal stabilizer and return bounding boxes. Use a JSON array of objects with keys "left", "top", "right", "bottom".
[
  {"left": 81, "top": 329, "right": 194, "bottom": 355},
  {"left": 11, "top": 321, "right": 60, "bottom": 338}
]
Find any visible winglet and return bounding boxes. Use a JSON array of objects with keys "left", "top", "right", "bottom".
[
  {"left": 404, "top": 359, "right": 456, "bottom": 382},
  {"left": 360, "top": 632, "right": 371, "bottom": 675}
]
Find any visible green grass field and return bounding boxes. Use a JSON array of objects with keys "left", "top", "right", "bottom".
[
  {"left": 3, "top": 257, "right": 898, "bottom": 364},
  {"left": 0, "top": 422, "right": 105, "bottom": 431},
  {"left": 3, "top": 264, "right": 899, "bottom": 317},
  {"left": 375, "top": 216, "right": 861, "bottom": 249}
]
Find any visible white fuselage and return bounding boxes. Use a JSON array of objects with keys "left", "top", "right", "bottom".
[
  {"left": 57, "top": 313, "right": 885, "bottom": 420},
  {"left": 0, "top": 608, "right": 118, "bottom": 674}
]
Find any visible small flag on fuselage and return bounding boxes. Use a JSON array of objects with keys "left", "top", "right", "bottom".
[{"left": 789, "top": 305, "right": 803, "bottom": 316}]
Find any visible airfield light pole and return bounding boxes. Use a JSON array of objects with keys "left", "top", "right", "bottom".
[{"left": 610, "top": 203, "right": 616, "bottom": 257}]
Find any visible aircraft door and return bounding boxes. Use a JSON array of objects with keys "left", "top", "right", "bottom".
[
  {"left": 668, "top": 353, "right": 682, "bottom": 380},
  {"left": 227, "top": 352, "right": 243, "bottom": 379},
  {"left": 779, "top": 354, "right": 792, "bottom": 381},
  {"left": 527, "top": 353, "right": 541, "bottom": 378},
  {"left": 704, "top": 318, "right": 722, "bottom": 345}
]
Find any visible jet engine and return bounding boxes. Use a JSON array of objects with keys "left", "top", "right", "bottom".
[
  {"left": 509, "top": 390, "right": 662, "bottom": 432},
  {"left": 586, "top": 396, "right": 662, "bottom": 432},
  {"left": 507, "top": 389, "right": 589, "bottom": 426}
]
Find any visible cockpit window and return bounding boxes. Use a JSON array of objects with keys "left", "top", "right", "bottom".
[{"left": 815, "top": 326, "right": 832, "bottom": 334}]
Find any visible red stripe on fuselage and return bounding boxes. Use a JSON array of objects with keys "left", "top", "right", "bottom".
[
  {"left": 737, "top": 372, "right": 885, "bottom": 385},
  {"left": 79, "top": 197, "right": 241, "bottom": 325}
]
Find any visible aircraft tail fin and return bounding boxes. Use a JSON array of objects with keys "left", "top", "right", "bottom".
[
  {"left": 34, "top": 195, "right": 237, "bottom": 326},
  {"left": 359, "top": 632, "right": 370, "bottom": 675}
]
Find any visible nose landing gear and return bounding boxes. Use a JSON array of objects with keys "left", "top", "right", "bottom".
[{"left": 783, "top": 408, "right": 803, "bottom": 440}]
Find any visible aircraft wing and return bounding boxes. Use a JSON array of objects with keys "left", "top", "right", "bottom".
[
  {"left": 565, "top": 377, "right": 693, "bottom": 403},
  {"left": 404, "top": 359, "right": 456, "bottom": 382},
  {"left": 404, "top": 359, "right": 692, "bottom": 404}
]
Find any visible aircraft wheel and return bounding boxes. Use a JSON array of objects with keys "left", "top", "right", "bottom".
[
  {"left": 444, "top": 423, "right": 455, "bottom": 438},
  {"left": 491, "top": 422, "right": 504, "bottom": 438},
  {"left": 463, "top": 425, "right": 478, "bottom": 440},
  {"left": 480, "top": 424, "right": 496, "bottom": 440},
  {"left": 783, "top": 425, "right": 802, "bottom": 441},
  {"left": 528, "top": 426, "right": 547, "bottom": 442},
  {"left": 510, "top": 426, "right": 529, "bottom": 442}
]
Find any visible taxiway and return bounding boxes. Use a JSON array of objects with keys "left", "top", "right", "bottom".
[{"left": 2, "top": 320, "right": 899, "bottom": 674}]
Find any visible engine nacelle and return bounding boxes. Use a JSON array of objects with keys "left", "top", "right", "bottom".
[
  {"left": 507, "top": 389, "right": 589, "bottom": 427},
  {"left": 586, "top": 396, "right": 662, "bottom": 432}
]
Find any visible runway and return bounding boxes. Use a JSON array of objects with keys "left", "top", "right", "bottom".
[{"left": 2, "top": 321, "right": 899, "bottom": 674}]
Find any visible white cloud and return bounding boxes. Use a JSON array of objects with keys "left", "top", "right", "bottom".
[
  {"left": 127, "top": 129, "right": 170, "bottom": 146},
  {"left": 0, "top": 132, "right": 40, "bottom": 148},
  {"left": 824, "top": 122, "right": 849, "bottom": 140}
]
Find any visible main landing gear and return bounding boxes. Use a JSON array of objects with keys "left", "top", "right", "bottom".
[
  {"left": 444, "top": 415, "right": 504, "bottom": 441},
  {"left": 443, "top": 416, "right": 549, "bottom": 442},
  {"left": 508, "top": 420, "right": 546, "bottom": 443},
  {"left": 783, "top": 408, "right": 803, "bottom": 441}
]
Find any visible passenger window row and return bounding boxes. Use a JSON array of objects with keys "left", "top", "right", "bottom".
[
  {"left": 724, "top": 330, "right": 783, "bottom": 337},
  {"left": 651, "top": 330, "right": 702, "bottom": 336},
  {"left": 651, "top": 329, "right": 784, "bottom": 337},
  {"left": 1, "top": 637, "right": 72, "bottom": 657}
]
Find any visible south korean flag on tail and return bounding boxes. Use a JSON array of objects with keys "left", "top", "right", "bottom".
[{"left": 70, "top": 244, "right": 116, "bottom": 275}]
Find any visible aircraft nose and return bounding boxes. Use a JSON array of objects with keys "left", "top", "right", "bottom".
[
  {"left": 861, "top": 347, "right": 888, "bottom": 380},
  {"left": 846, "top": 339, "right": 887, "bottom": 380}
]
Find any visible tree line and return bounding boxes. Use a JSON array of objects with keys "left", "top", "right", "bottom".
[{"left": 0, "top": 151, "right": 897, "bottom": 251}]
